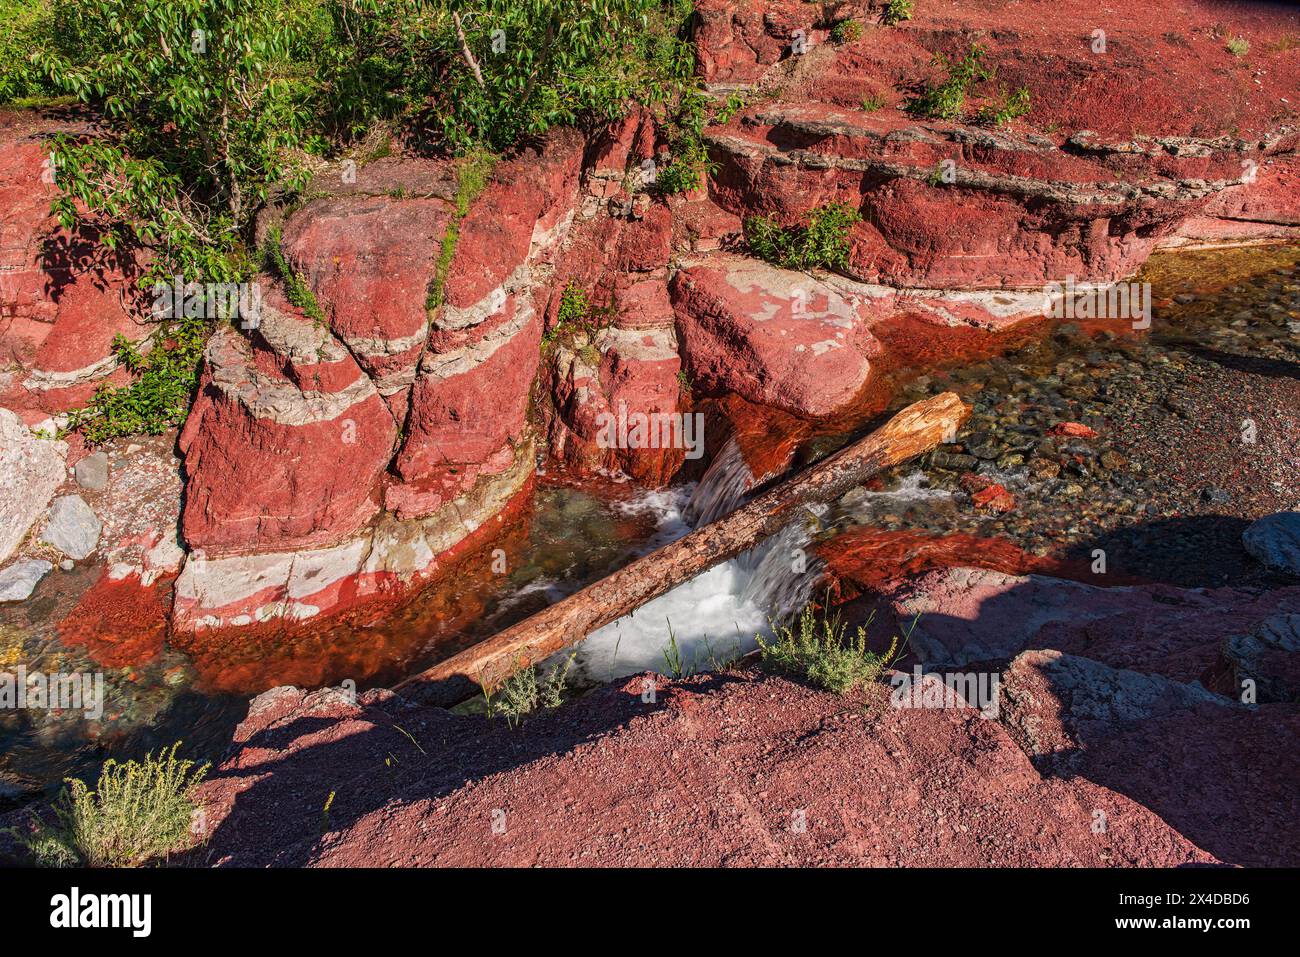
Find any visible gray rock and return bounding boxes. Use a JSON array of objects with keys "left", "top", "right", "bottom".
[
  {"left": 73, "top": 451, "right": 110, "bottom": 491},
  {"left": 1219, "top": 614, "right": 1300, "bottom": 704},
  {"left": 0, "top": 559, "right": 54, "bottom": 602},
  {"left": 41, "top": 495, "right": 102, "bottom": 560},
  {"left": 1242, "top": 512, "right": 1300, "bottom": 575},
  {"left": 0, "top": 409, "right": 68, "bottom": 562}
]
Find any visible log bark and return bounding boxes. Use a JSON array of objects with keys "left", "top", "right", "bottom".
[{"left": 397, "top": 391, "right": 970, "bottom": 707}]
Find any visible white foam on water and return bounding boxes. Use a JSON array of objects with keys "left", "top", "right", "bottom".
[{"left": 561, "top": 480, "right": 820, "bottom": 686}]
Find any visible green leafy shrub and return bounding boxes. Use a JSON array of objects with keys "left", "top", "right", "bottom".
[
  {"left": 0, "top": 0, "right": 61, "bottom": 104},
  {"left": 905, "top": 43, "right": 993, "bottom": 121},
  {"left": 35, "top": 0, "right": 317, "bottom": 284},
  {"left": 830, "top": 19, "right": 862, "bottom": 43},
  {"left": 758, "top": 606, "right": 899, "bottom": 694},
  {"left": 8, "top": 743, "right": 209, "bottom": 867},
  {"left": 880, "top": 0, "right": 913, "bottom": 26},
  {"left": 744, "top": 202, "right": 861, "bottom": 272},
  {"left": 64, "top": 318, "right": 209, "bottom": 444},
  {"left": 656, "top": 87, "right": 718, "bottom": 195}
]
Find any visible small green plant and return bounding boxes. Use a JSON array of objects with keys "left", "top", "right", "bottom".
[
  {"left": 711, "top": 91, "right": 748, "bottom": 126},
  {"left": 861, "top": 93, "right": 886, "bottom": 112},
  {"left": 881, "top": 0, "right": 914, "bottom": 26},
  {"left": 65, "top": 317, "right": 209, "bottom": 444},
  {"left": 656, "top": 87, "right": 719, "bottom": 195},
  {"left": 7, "top": 743, "right": 209, "bottom": 867},
  {"left": 744, "top": 202, "right": 861, "bottom": 272},
  {"left": 830, "top": 19, "right": 863, "bottom": 44},
  {"left": 906, "top": 43, "right": 993, "bottom": 120},
  {"left": 661, "top": 622, "right": 690, "bottom": 678},
  {"left": 977, "top": 86, "right": 1031, "bottom": 126},
  {"left": 1226, "top": 36, "right": 1250, "bottom": 57},
  {"left": 757, "top": 606, "right": 900, "bottom": 694},
  {"left": 557, "top": 282, "right": 591, "bottom": 328},
  {"left": 486, "top": 653, "right": 576, "bottom": 727},
  {"left": 676, "top": 368, "right": 693, "bottom": 393},
  {"left": 320, "top": 791, "right": 336, "bottom": 834}
]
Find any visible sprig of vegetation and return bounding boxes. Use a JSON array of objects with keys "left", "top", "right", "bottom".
[
  {"left": 64, "top": 319, "right": 210, "bottom": 444},
  {"left": 744, "top": 202, "right": 861, "bottom": 272},
  {"left": 485, "top": 653, "right": 576, "bottom": 727},
  {"left": 757, "top": 606, "right": 900, "bottom": 694},
  {"left": 6, "top": 742, "right": 209, "bottom": 867},
  {"left": 905, "top": 43, "right": 993, "bottom": 121},
  {"left": 976, "top": 85, "right": 1031, "bottom": 126},
  {"left": 830, "top": 19, "right": 862, "bottom": 44},
  {"left": 880, "top": 0, "right": 914, "bottom": 26},
  {"left": 656, "top": 86, "right": 718, "bottom": 196},
  {"left": 425, "top": 148, "right": 497, "bottom": 311},
  {"left": 861, "top": 93, "right": 886, "bottom": 112},
  {"left": 263, "top": 225, "right": 326, "bottom": 323},
  {"left": 1225, "top": 36, "right": 1250, "bottom": 57}
]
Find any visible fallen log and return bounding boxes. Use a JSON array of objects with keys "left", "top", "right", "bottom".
[{"left": 397, "top": 391, "right": 970, "bottom": 707}]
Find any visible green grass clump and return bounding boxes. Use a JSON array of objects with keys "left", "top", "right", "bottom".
[
  {"left": 1225, "top": 36, "right": 1250, "bottom": 57},
  {"left": 485, "top": 654, "right": 576, "bottom": 727},
  {"left": 881, "top": 0, "right": 914, "bottom": 26},
  {"left": 861, "top": 93, "right": 886, "bottom": 112},
  {"left": 977, "top": 86, "right": 1031, "bottom": 126},
  {"left": 744, "top": 202, "right": 861, "bottom": 272},
  {"left": 426, "top": 149, "right": 497, "bottom": 311},
  {"left": 8, "top": 743, "right": 209, "bottom": 867},
  {"left": 263, "top": 225, "right": 326, "bottom": 324},
  {"left": 906, "top": 43, "right": 993, "bottom": 120},
  {"left": 831, "top": 19, "right": 863, "bottom": 44},
  {"left": 757, "top": 606, "right": 899, "bottom": 694}
]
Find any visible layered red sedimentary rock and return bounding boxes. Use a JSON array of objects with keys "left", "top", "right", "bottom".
[
  {"left": 0, "top": 114, "right": 152, "bottom": 422},
  {"left": 179, "top": 293, "right": 398, "bottom": 555}
]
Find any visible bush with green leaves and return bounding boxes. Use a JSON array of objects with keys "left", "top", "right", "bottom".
[
  {"left": 830, "top": 19, "right": 862, "bottom": 44},
  {"left": 744, "top": 202, "right": 861, "bottom": 272},
  {"left": 757, "top": 606, "right": 899, "bottom": 694},
  {"left": 905, "top": 43, "right": 993, "bottom": 121},
  {"left": 977, "top": 85, "right": 1031, "bottom": 126},
  {"left": 33, "top": 0, "right": 318, "bottom": 284},
  {"left": 0, "top": 0, "right": 62, "bottom": 104},
  {"left": 880, "top": 0, "right": 913, "bottom": 26},
  {"left": 7, "top": 743, "right": 209, "bottom": 867},
  {"left": 64, "top": 318, "right": 209, "bottom": 444}
]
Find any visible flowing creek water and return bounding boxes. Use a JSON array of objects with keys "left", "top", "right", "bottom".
[{"left": 2, "top": 244, "right": 1298, "bottom": 805}]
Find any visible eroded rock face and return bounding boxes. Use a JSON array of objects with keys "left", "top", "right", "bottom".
[
  {"left": 172, "top": 133, "right": 586, "bottom": 625},
  {"left": 0, "top": 115, "right": 152, "bottom": 421},
  {"left": 999, "top": 649, "right": 1231, "bottom": 758},
  {"left": 670, "top": 253, "right": 1045, "bottom": 417},
  {"left": 179, "top": 298, "right": 398, "bottom": 556},
  {"left": 281, "top": 193, "right": 453, "bottom": 402},
  {"left": 0, "top": 407, "right": 67, "bottom": 562},
  {"left": 1211, "top": 615, "right": 1300, "bottom": 704},
  {"left": 172, "top": 439, "right": 533, "bottom": 631},
  {"left": 693, "top": 1, "right": 1300, "bottom": 289}
]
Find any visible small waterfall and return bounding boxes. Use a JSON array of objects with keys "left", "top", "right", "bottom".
[
  {"left": 683, "top": 437, "right": 754, "bottom": 527},
  {"left": 738, "top": 520, "right": 825, "bottom": 619},
  {"left": 569, "top": 435, "right": 828, "bottom": 683}
]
